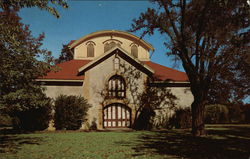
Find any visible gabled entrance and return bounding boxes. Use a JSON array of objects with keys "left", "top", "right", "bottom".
[{"left": 103, "top": 103, "right": 131, "bottom": 128}]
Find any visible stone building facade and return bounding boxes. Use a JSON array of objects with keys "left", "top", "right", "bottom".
[{"left": 37, "top": 30, "right": 193, "bottom": 130}]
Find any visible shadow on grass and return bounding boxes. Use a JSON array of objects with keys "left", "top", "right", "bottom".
[
  {"left": 133, "top": 125, "right": 250, "bottom": 159},
  {"left": 0, "top": 128, "right": 44, "bottom": 154}
]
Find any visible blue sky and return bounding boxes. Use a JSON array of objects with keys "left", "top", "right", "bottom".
[{"left": 19, "top": 1, "right": 183, "bottom": 71}]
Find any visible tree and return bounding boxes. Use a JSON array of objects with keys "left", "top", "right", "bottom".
[
  {"left": 131, "top": 0, "right": 250, "bottom": 136},
  {"left": 55, "top": 44, "right": 74, "bottom": 64},
  {"left": 54, "top": 95, "right": 91, "bottom": 130},
  {"left": 0, "top": 9, "right": 52, "bottom": 119},
  {"left": 133, "top": 81, "right": 177, "bottom": 130},
  {"left": 0, "top": 1, "right": 68, "bottom": 129},
  {"left": 0, "top": 0, "right": 68, "bottom": 18},
  {"left": 207, "top": 52, "right": 250, "bottom": 105}
]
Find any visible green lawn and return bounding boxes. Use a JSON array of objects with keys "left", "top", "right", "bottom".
[{"left": 1, "top": 125, "right": 250, "bottom": 159}]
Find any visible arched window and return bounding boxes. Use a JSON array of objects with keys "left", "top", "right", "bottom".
[
  {"left": 87, "top": 43, "right": 94, "bottom": 57},
  {"left": 110, "top": 42, "right": 116, "bottom": 49},
  {"left": 108, "top": 75, "right": 125, "bottom": 98},
  {"left": 103, "top": 103, "right": 131, "bottom": 128},
  {"left": 104, "top": 43, "right": 110, "bottom": 52},
  {"left": 131, "top": 45, "right": 138, "bottom": 58}
]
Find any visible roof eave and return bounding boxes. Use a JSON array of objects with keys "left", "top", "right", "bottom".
[
  {"left": 78, "top": 46, "right": 155, "bottom": 74},
  {"left": 68, "top": 30, "right": 154, "bottom": 51}
]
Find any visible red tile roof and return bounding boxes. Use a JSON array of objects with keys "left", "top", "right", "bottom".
[
  {"left": 143, "top": 61, "right": 189, "bottom": 82},
  {"left": 39, "top": 60, "right": 91, "bottom": 80},
  {"left": 39, "top": 60, "right": 188, "bottom": 82}
]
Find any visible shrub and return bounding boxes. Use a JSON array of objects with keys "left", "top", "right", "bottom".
[
  {"left": 54, "top": 95, "right": 91, "bottom": 130},
  {"left": 13, "top": 100, "right": 53, "bottom": 131},
  {"left": 133, "top": 106, "right": 155, "bottom": 130},
  {"left": 0, "top": 114, "right": 12, "bottom": 127},
  {"left": 227, "top": 104, "right": 244, "bottom": 123},
  {"left": 205, "top": 104, "right": 229, "bottom": 124},
  {"left": 243, "top": 104, "right": 250, "bottom": 123},
  {"left": 89, "top": 118, "right": 97, "bottom": 130},
  {"left": 168, "top": 107, "right": 192, "bottom": 129}
]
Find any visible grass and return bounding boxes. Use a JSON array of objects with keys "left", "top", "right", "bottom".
[{"left": 1, "top": 124, "right": 250, "bottom": 159}]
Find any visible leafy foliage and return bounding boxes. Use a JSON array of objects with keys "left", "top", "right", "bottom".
[
  {"left": 54, "top": 95, "right": 91, "bottom": 130},
  {"left": 243, "top": 104, "right": 250, "bottom": 123},
  {"left": 0, "top": 9, "right": 53, "bottom": 113},
  {"left": 131, "top": 0, "right": 250, "bottom": 136},
  {"left": 227, "top": 103, "right": 245, "bottom": 123},
  {"left": 204, "top": 103, "right": 250, "bottom": 124},
  {"left": 55, "top": 44, "right": 73, "bottom": 64},
  {"left": 98, "top": 62, "right": 177, "bottom": 130},
  {"left": 207, "top": 53, "right": 250, "bottom": 104},
  {"left": 0, "top": 0, "right": 68, "bottom": 18},
  {"left": 12, "top": 98, "right": 53, "bottom": 131},
  {"left": 0, "top": 113, "right": 12, "bottom": 127},
  {"left": 205, "top": 104, "right": 229, "bottom": 124},
  {"left": 0, "top": 1, "right": 68, "bottom": 130},
  {"left": 133, "top": 81, "right": 177, "bottom": 130},
  {"left": 168, "top": 107, "right": 192, "bottom": 129}
]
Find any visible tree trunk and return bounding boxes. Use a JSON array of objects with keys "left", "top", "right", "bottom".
[{"left": 191, "top": 96, "right": 206, "bottom": 136}]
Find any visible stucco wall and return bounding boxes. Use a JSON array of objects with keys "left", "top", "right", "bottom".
[
  {"left": 43, "top": 84, "right": 84, "bottom": 99},
  {"left": 82, "top": 54, "right": 148, "bottom": 130},
  {"left": 42, "top": 83, "right": 84, "bottom": 130},
  {"left": 42, "top": 71, "right": 193, "bottom": 130},
  {"left": 153, "top": 86, "right": 193, "bottom": 128},
  {"left": 74, "top": 35, "right": 150, "bottom": 61},
  {"left": 171, "top": 87, "right": 193, "bottom": 108}
]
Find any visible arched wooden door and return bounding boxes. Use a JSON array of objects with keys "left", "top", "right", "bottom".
[{"left": 103, "top": 103, "right": 131, "bottom": 128}]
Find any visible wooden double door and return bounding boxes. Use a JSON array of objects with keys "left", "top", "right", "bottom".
[{"left": 103, "top": 103, "right": 131, "bottom": 128}]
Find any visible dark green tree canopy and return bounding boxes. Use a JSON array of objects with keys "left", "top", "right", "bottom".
[
  {"left": 0, "top": 9, "right": 54, "bottom": 112},
  {"left": 0, "top": 0, "right": 67, "bottom": 130}
]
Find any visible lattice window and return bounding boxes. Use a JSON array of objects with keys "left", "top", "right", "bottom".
[
  {"left": 103, "top": 104, "right": 131, "bottom": 128},
  {"left": 108, "top": 75, "right": 125, "bottom": 98}
]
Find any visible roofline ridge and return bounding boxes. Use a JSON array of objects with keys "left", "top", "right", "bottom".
[
  {"left": 146, "top": 61, "right": 186, "bottom": 74},
  {"left": 68, "top": 30, "right": 154, "bottom": 51}
]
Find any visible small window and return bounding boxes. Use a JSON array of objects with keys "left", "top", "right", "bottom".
[
  {"left": 114, "top": 57, "right": 120, "bottom": 70},
  {"left": 110, "top": 42, "right": 116, "bottom": 49},
  {"left": 108, "top": 75, "right": 125, "bottom": 98},
  {"left": 104, "top": 43, "right": 110, "bottom": 52},
  {"left": 131, "top": 45, "right": 138, "bottom": 58},
  {"left": 87, "top": 43, "right": 94, "bottom": 57}
]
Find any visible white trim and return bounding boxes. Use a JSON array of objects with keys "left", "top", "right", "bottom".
[
  {"left": 36, "top": 79, "right": 84, "bottom": 82},
  {"left": 78, "top": 46, "right": 155, "bottom": 74}
]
